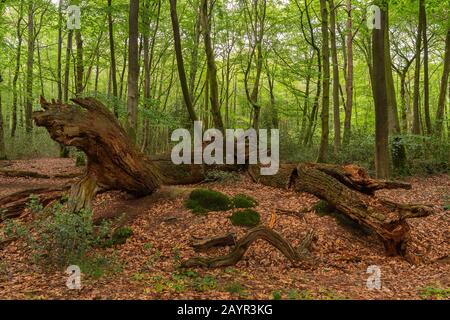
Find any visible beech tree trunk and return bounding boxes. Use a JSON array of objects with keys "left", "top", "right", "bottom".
[{"left": 317, "top": 0, "right": 330, "bottom": 163}]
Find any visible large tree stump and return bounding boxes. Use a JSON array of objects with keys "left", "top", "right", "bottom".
[{"left": 33, "top": 97, "right": 163, "bottom": 211}]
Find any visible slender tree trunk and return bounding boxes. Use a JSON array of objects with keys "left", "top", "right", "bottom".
[
  {"left": 169, "top": 0, "right": 198, "bottom": 123},
  {"left": 11, "top": 1, "right": 24, "bottom": 138},
  {"left": 108, "top": 0, "right": 119, "bottom": 117},
  {"left": 200, "top": 0, "right": 224, "bottom": 132},
  {"left": 64, "top": 30, "right": 73, "bottom": 103},
  {"left": 127, "top": 0, "right": 140, "bottom": 142},
  {"left": 435, "top": 27, "right": 450, "bottom": 137},
  {"left": 329, "top": 0, "right": 340, "bottom": 153},
  {"left": 422, "top": 0, "right": 431, "bottom": 134},
  {"left": 25, "top": 1, "right": 35, "bottom": 133},
  {"left": 343, "top": 0, "right": 353, "bottom": 145},
  {"left": 119, "top": 38, "right": 127, "bottom": 101},
  {"left": 372, "top": 1, "right": 390, "bottom": 179},
  {"left": 0, "top": 93, "right": 6, "bottom": 159},
  {"left": 317, "top": 0, "right": 330, "bottom": 163},
  {"left": 75, "top": 30, "right": 84, "bottom": 97},
  {"left": 57, "top": 0, "right": 63, "bottom": 101},
  {"left": 412, "top": 0, "right": 424, "bottom": 134}
]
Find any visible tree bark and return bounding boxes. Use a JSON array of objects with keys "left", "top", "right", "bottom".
[
  {"left": 200, "top": 0, "right": 224, "bottom": 132},
  {"left": 108, "top": 0, "right": 119, "bottom": 117},
  {"left": 412, "top": 0, "right": 424, "bottom": 135},
  {"left": 25, "top": 1, "right": 35, "bottom": 133},
  {"left": 317, "top": 0, "right": 330, "bottom": 163},
  {"left": 11, "top": 0, "right": 24, "bottom": 138},
  {"left": 329, "top": 0, "right": 341, "bottom": 153},
  {"left": 421, "top": 0, "right": 431, "bottom": 134},
  {"left": 343, "top": 0, "right": 353, "bottom": 145},
  {"left": 169, "top": 0, "right": 198, "bottom": 123},
  {"left": 372, "top": 1, "right": 390, "bottom": 179},
  {"left": 435, "top": 27, "right": 450, "bottom": 137},
  {"left": 127, "top": 0, "right": 140, "bottom": 143}
]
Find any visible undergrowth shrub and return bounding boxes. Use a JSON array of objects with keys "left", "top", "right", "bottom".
[
  {"left": 229, "top": 209, "right": 261, "bottom": 227},
  {"left": 2, "top": 198, "right": 131, "bottom": 270}
]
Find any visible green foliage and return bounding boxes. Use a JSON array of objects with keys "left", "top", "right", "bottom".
[
  {"left": 102, "top": 226, "right": 133, "bottom": 247},
  {"left": 205, "top": 170, "right": 241, "bottom": 183},
  {"left": 75, "top": 254, "right": 123, "bottom": 279},
  {"left": 420, "top": 285, "right": 450, "bottom": 300},
  {"left": 225, "top": 282, "right": 247, "bottom": 296},
  {"left": 444, "top": 195, "right": 450, "bottom": 211},
  {"left": 27, "top": 195, "right": 44, "bottom": 213},
  {"left": 232, "top": 194, "right": 258, "bottom": 209},
  {"left": 229, "top": 209, "right": 261, "bottom": 227},
  {"left": 75, "top": 151, "right": 86, "bottom": 167},
  {"left": 272, "top": 290, "right": 282, "bottom": 300},
  {"left": 185, "top": 188, "right": 232, "bottom": 214},
  {"left": 14, "top": 199, "right": 125, "bottom": 267}
]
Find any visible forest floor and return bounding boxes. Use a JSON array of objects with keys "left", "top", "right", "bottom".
[{"left": 0, "top": 158, "right": 449, "bottom": 300}]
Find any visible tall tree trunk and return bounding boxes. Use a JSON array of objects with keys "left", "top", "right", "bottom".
[
  {"left": 317, "top": 0, "right": 330, "bottom": 163},
  {"left": 108, "top": 0, "right": 119, "bottom": 117},
  {"left": 329, "top": 0, "right": 340, "bottom": 153},
  {"left": 75, "top": 30, "right": 84, "bottom": 97},
  {"left": 63, "top": 30, "right": 73, "bottom": 103},
  {"left": 200, "top": 0, "right": 224, "bottom": 132},
  {"left": 25, "top": 1, "right": 35, "bottom": 133},
  {"left": 372, "top": 1, "right": 390, "bottom": 179},
  {"left": 11, "top": 1, "right": 24, "bottom": 138},
  {"left": 127, "top": 0, "right": 140, "bottom": 143},
  {"left": 422, "top": 0, "right": 431, "bottom": 134},
  {"left": 169, "top": 0, "right": 198, "bottom": 123},
  {"left": 412, "top": 0, "right": 424, "bottom": 135},
  {"left": 0, "top": 93, "right": 5, "bottom": 160},
  {"left": 343, "top": 0, "right": 353, "bottom": 145},
  {"left": 435, "top": 27, "right": 450, "bottom": 137},
  {"left": 383, "top": 3, "right": 406, "bottom": 172},
  {"left": 57, "top": 0, "right": 63, "bottom": 102}
]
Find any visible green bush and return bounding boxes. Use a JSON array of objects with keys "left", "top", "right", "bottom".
[
  {"left": 229, "top": 209, "right": 261, "bottom": 227},
  {"left": 185, "top": 188, "right": 232, "bottom": 214},
  {"left": 17, "top": 199, "right": 120, "bottom": 267},
  {"left": 232, "top": 194, "right": 258, "bottom": 208}
]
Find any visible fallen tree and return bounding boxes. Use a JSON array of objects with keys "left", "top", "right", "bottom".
[{"left": 0, "top": 97, "right": 433, "bottom": 260}]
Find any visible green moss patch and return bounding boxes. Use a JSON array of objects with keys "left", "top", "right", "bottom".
[
  {"left": 229, "top": 209, "right": 261, "bottom": 227},
  {"left": 186, "top": 188, "right": 232, "bottom": 214},
  {"left": 232, "top": 194, "right": 258, "bottom": 209}
]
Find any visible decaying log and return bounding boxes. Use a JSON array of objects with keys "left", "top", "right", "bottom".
[
  {"left": 0, "top": 185, "right": 70, "bottom": 221},
  {"left": 181, "top": 226, "right": 315, "bottom": 268},
  {"left": 191, "top": 233, "right": 236, "bottom": 251},
  {"left": 0, "top": 169, "right": 80, "bottom": 179},
  {"left": 33, "top": 97, "right": 163, "bottom": 211}
]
